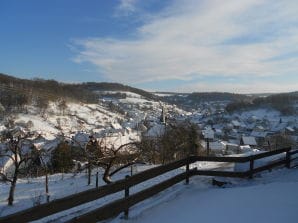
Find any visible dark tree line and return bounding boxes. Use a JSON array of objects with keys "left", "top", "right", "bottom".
[
  {"left": 226, "top": 92, "right": 298, "bottom": 115},
  {"left": 187, "top": 92, "right": 250, "bottom": 102},
  {"left": 0, "top": 73, "right": 98, "bottom": 114},
  {"left": 81, "top": 82, "right": 160, "bottom": 101}
]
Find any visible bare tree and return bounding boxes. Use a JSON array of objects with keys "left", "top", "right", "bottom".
[
  {"left": 85, "top": 136, "right": 103, "bottom": 185},
  {"left": 57, "top": 99, "right": 67, "bottom": 115},
  {"left": 56, "top": 135, "right": 143, "bottom": 185},
  {"left": 0, "top": 102, "right": 5, "bottom": 119},
  {"left": 140, "top": 121, "right": 201, "bottom": 164},
  {"left": 96, "top": 141, "right": 142, "bottom": 184},
  {"left": 35, "top": 96, "right": 49, "bottom": 116},
  {"left": 0, "top": 134, "right": 37, "bottom": 205},
  {"left": 74, "top": 136, "right": 143, "bottom": 184}
]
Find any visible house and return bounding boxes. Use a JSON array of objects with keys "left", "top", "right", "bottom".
[
  {"left": 231, "top": 120, "right": 241, "bottom": 129},
  {"left": 144, "top": 124, "right": 165, "bottom": 138},
  {"left": 72, "top": 132, "right": 90, "bottom": 148},
  {"left": 0, "top": 140, "right": 37, "bottom": 177},
  {"left": 230, "top": 129, "right": 238, "bottom": 137},
  {"left": 214, "top": 129, "right": 223, "bottom": 138},
  {"left": 251, "top": 131, "right": 268, "bottom": 138},
  {"left": 202, "top": 128, "right": 214, "bottom": 140},
  {"left": 221, "top": 141, "right": 239, "bottom": 155},
  {"left": 285, "top": 126, "right": 295, "bottom": 135},
  {"left": 254, "top": 125, "right": 265, "bottom": 132},
  {"left": 240, "top": 136, "right": 257, "bottom": 147},
  {"left": 200, "top": 140, "right": 225, "bottom": 155},
  {"left": 248, "top": 116, "right": 259, "bottom": 124}
]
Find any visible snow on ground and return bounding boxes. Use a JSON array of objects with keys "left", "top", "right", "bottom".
[
  {"left": 119, "top": 97, "right": 154, "bottom": 105},
  {"left": 153, "top": 93, "right": 173, "bottom": 97},
  {"left": 238, "top": 108, "right": 281, "bottom": 120},
  {"left": 0, "top": 172, "right": 94, "bottom": 216},
  {"left": 118, "top": 91, "right": 142, "bottom": 99},
  {"left": 1, "top": 160, "right": 298, "bottom": 223},
  {"left": 112, "top": 167, "right": 298, "bottom": 223},
  {"left": 0, "top": 161, "right": 225, "bottom": 219},
  {"left": 15, "top": 114, "right": 59, "bottom": 138},
  {"left": 13, "top": 101, "right": 126, "bottom": 139}
]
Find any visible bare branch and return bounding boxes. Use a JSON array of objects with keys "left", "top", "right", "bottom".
[
  {"left": 0, "top": 153, "right": 14, "bottom": 160},
  {"left": 0, "top": 172, "right": 13, "bottom": 183},
  {"left": 114, "top": 142, "right": 138, "bottom": 153},
  {"left": 109, "top": 160, "right": 145, "bottom": 177}
]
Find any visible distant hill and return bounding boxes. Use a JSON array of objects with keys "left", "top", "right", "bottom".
[
  {"left": 0, "top": 73, "right": 160, "bottom": 112},
  {"left": 186, "top": 92, "right": 250, "bottom": 102},
  {"left": 226, "top": 91, "right": 298, "bottom": 115},
  {"left": 161, "top": 92, "right": 251, "bottom": 110},
  {"left": 0, "top": 73, "right": 98, "bottom": 109},
  {"left": 81, "top": 82, "right": 160, "bottom": 101}
]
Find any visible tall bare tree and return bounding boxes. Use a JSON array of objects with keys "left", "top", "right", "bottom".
[
  {"left": 78, "top": 136, "right": 142, "bottom": 184},
  {"left": 0, "top": 133, "right": 37, "bottom": 205}
]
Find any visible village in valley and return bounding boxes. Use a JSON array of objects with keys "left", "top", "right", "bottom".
[
  {"left": 1, "top": 1, "right": 298, "bottom": 222},
  {"left": 0, "top": 76, "right": 297, "bottom": 221},
  {"left": 1, "top": 86, "right": 297, "bottom": 174}
]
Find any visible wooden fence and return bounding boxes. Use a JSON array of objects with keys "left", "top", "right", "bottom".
[{"left": 0, "top": 147, "right": 295, "bottom": 223}]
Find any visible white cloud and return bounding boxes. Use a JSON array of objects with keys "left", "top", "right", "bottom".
[
  {"left": 73, "top": 0, "right": 298, "bottom": 92},
  {"left": 177, "top": 81, "right": 298, "bottom": 94},
  {"left": 115, "top": 0, "right": 138, "bottom": 16}
]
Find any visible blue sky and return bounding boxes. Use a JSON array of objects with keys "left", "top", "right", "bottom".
[{"left": 1, "top": 0, "right": 298, "bottom": 93}]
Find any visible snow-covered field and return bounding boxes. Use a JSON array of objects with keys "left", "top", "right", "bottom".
[
  {"left": 112, "top": 167, "right": 298, "bottom": 223},
  {"left": 1, "top": 161, "right": 298, "bottom": 223},
  {"left": 0, "top": 164, "right": 182, "bottom": 221}
]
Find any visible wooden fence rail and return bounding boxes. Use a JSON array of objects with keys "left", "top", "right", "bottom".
[
  {"left": 0, "top": 147, "right": 292, "bottom": 223},
  {"left": 68, "top": 147, "right": 292, "bottom": 223},
  {"left": 0, "top": 157, "right": 189, "bottom": 223},
  {"left": 289, "top": 149, "right": 298, "bottom": 168}
]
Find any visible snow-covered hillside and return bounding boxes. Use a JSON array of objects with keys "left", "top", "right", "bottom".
[
  {"left": 0, "top": 90, "right": 189, "bottom": 180},
  {"left": 11, "top": 102, "right": 125, "bottom": 139}
]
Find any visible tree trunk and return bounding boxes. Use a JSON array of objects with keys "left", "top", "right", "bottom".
[
  {"left": 88, "top": 163, "right": 91, "bottom": 185},
  {"left": 103, "top": 162, "right": 113, "bottom": 184},
  {"left": 103, "top": 171, "right": 112, "bottom": 184},
  {"left": 8, "top": 173, "right": 18, "bottom": 205},
  {"left": 45, "top": 171, "right": 49, "bottom": 194}
]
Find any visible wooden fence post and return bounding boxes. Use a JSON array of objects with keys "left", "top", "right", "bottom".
[
  {"left": 87, "top": 163, "right": 91, "bottom": 185},
  {"left": 206, "top": 138, "right": 210, "bottom": 156},
  {"left": 286, "top": 148, "right": 291, "bottom": 169},
  {"left": 96, "top": 172, "right": 99, "bottom": 188},
  {"left": 124, "top": 175, "right": 130, "bottom": 219},
  {"left": 249, "top": 157, "right": 254, "bottom": 179},
  {"left": 185, "top": 160, "right": 190, "bottom": 185},
  {"left": 45, "top": 171, "right": 50, "bottom": 203}
]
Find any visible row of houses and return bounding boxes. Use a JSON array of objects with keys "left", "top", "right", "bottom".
[{"left": 198, "top": 112, "right": 298, "bottom": 155}]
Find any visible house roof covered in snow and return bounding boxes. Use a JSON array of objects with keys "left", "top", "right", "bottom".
[
  {"left": 202, "top": 129, "right": 214, "bottom": 139},
  {"left": 250, "top": 131, "right": 268, "bottom": 138},
  {"left": 231, "top": 120, "right": 241, "bottom": 127},
  {"left": 286, "top": 126, "right": 295, "bottom": 132},
  {"left": 241, "top": 136, "right": 257, "bottom": 146},
  {"left": 145, "top": 124, "right": 165, "bottom": 137}
]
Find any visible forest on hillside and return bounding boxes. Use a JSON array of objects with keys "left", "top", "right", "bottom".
[
  {"left": 226, "top": 91, "right": 298, "bottom": 115},
  {"left": 81, "top": 82, "right": 159, "bottom": 101},
  {"left": 0, "top": 73, "right": 98, "bottom": 111}
]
